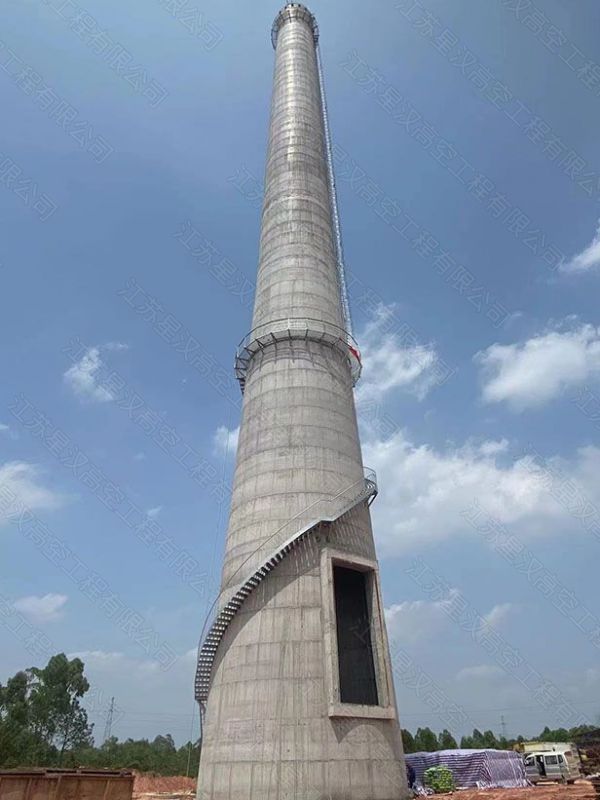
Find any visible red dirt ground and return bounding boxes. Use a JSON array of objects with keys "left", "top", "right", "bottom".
[
  {"left": 435, "top": 782, "right": 596, "bottom": 800},
  {"left": 132, "top": 773, "right": 195, "bottom": 796},
  {"left": 131, "top": 776, "right": 597, "bottom": 800}
]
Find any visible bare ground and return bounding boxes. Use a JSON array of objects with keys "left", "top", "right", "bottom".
[
  {"left": 131, "top": 776, "right": 597, "bottom": 800},
  {"left": 435, "top": 782, "right": 596, "bottom": 800},
  {"left": 132, "top": 773, "right": 195, "bottom": 797}
]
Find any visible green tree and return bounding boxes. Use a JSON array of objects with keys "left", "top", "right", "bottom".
[
  {"left": 471, "top": 728, "right": 485, "bottom": 748},
  {"left": 0, "top": 671, "right": 39, "bottom": 766},
  {"left": 538, "top": 726, "right": 570, "bottom": 742},
  {"left": 401, "top": 729, "right": 415, "bottom": 754},
  {"left": 0, "top": 653, "right": 93, "bottom": 767},
  {"left": 459, "top": 728, "right": 499, "bottom": 750},
  {"left": 28, "top": 654, "right": 93, "bottom": 762},
  {"left": 414, "top": 727, "right": 439, "bottom": 752},
  {"left": 482, "top": 730, "right": 499, "bottom": 749},
  {"left": 438, "top": 729, "right": 458, "bottom": 750},
  {"left": 176, "top": 739, "right": 201, "bottom": 777}
]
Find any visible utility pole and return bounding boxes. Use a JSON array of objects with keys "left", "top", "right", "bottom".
[
  {"left": 185, "top": 704, "right": 196, "bottom": 777},
  {"left": 103, "top": 697, "right": 115, "bottom": 744},
  {"left": 501, "top": 715, "right": 508, "bottom": 741}
]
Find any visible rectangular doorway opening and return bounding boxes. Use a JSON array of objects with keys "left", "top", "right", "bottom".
[{"left": 333, "top": 564, "right": 379, "bottom": 706}]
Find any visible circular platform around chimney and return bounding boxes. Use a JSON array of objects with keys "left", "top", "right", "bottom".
[{"left": 271, "top": 3, "right": 319, "bottom": 48}]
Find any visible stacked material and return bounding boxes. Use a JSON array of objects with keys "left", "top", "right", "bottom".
[
  {"left": 405, "top": 749, "right": 529, "bottom": 790},
  {"left": 574, "top": 730, "right": 600, "bottom": 777}
]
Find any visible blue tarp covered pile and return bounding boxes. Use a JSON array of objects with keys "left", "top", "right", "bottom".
[{"left": 405, "top": 748, "right": 529, "bottom": 790}]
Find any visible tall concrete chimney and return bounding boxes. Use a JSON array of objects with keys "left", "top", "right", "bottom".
[{"left": 195, "top": 4, "right": 408, "bottom": 798}]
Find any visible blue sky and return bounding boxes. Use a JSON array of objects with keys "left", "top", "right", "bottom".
[{"left": 2, "top": 0, "right": 600, "bottom": 746}]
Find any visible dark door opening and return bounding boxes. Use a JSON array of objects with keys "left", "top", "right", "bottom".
[
  {"left": 333, "top": 565, "right": 379, "bottom": 705},
  {"left": 536, "top": 756, "right": 546, "bottom": 776}
]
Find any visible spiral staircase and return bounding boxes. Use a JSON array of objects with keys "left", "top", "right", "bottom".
[{"left": 194, "top": 468, "right": 378, "bottom": 704}]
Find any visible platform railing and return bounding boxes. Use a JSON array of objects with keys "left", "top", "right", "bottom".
[{"left": 234, "top": 316, "right": 362, "bottom": 392}]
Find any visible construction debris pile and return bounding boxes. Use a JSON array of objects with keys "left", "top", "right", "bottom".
[{"left": 575, "top": 731, "right": 600, "bottom": 778}]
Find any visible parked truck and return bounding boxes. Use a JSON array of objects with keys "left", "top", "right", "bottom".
[
  {"left": 523, "top": 750, "right": 580, "bottom": 784},
  {"left": 515, "top": 740, "right": 582, "bottom": 784}
]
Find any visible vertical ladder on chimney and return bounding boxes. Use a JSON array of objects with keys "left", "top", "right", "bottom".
[{"left": 316, "top": 43, "right": 354, "bottom": 339}]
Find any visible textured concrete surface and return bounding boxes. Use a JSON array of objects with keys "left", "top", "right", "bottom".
[{"left": 196, "top": 5, "right": 408, "bottom": 799}]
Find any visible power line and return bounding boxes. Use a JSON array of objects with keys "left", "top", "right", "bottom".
[
  {"left": 88, "top": 706, "right": 196, "bottom": 719},
  {"left": 397, "top": 700, "right": 600, "bottom": 717},
  {"left": 88, "top": 698, "right": 600, "bottom": 718}
]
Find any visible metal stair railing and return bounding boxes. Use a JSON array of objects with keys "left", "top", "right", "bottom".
[{"left": 194, "top": 467, "right": 377, "bottom": 704}]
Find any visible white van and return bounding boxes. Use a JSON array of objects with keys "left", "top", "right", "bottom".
[{"left": 524, "top": 751, "right": 579, "bottom": 784}]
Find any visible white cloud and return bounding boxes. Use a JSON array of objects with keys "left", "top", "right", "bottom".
[
  {"left": 213, "top": 425, "right": 239, "bottom": 456},
  {"left": 456, "top": 664, "right": 504, "bottom": 681},
  {"left": 356, "top": 304, "right": 442, "bottom": 404},
  {"left": 68, "top": 646, "right": 193, "bottom": 671},
  {"left": 561, "top": 219, "right": 600, "bottom": 274},
  {"left": 478, "top": 438, "right": 509, "bottom": 456},
  {"left": 67, "top": 650, "right": 172, "bottom": 679},
  {"left": 146, "top": 506, "right": 162, "bottom": 519},
  {"left": 385, "top": 590, "right": 461, "bottom": 643},
  {"left": 483, "top": 603, "right": 514, "bottom": 628},
  {"left": 363, "top": 429, "right": 600, "bottom": 554},
  {"left": 69, "top": 650, "right": 136, "bottom": 665},
  {"left": 63, "top": 343, "right": 127, "bottom": 403},
  {"left": 386, "top": 594, "right": 513, "bottom": 647},
  {"left": 0, "top": 462, "right": 63, "bottom": 526},
  {"left": 0, "top": 423, "right": 17, "bottom": 441},
  {"left": 14, "top": 593, "right": 67, "bottom": 624},
  {"left": 585, "top": 668, "right": 600, "bottom": 685},
  {"left": 476, "top": 322, "right": 600, "bottom": 410}
]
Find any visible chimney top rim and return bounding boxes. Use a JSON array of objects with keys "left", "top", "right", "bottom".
[{"left": 271, "top": 4, "right": 319, "bottom": 49}]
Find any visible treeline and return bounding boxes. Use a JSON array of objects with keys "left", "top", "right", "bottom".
[
  {"left": 0, "top": 653, "right": 199, "bottom": 775},
  {"left": 2, "top": 653, "right": 596, "bottom": 774},
  {"left": 74, "top": 736, "right": 200, "bottom": 776},
  {"left": 401, "top": 725, "right": 598, "bottom": 754}
]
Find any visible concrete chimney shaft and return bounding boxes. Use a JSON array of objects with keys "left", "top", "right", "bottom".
[{"left": 195, "top": 5, "right": 409, "bottom": 798}]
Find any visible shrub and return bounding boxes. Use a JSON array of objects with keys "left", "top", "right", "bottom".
[{"left": 423, "top": 766, "right": 455, "bottom": 793}]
